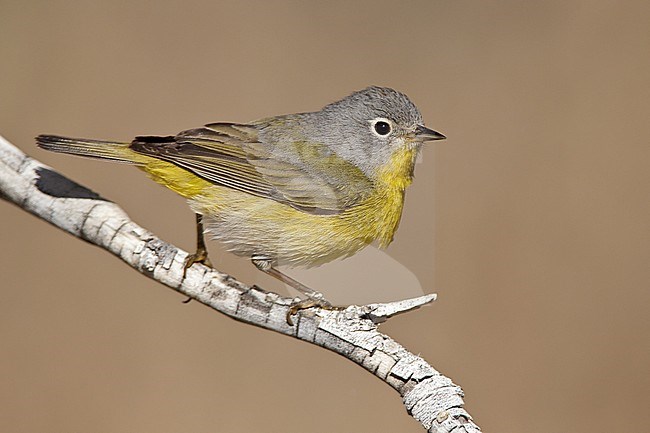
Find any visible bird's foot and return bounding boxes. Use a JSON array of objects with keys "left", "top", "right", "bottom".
[
  {"left": 286, "top": 292, "right": 344, "bottom": 325},
  {"left": 182, "top": 248, "right": 213, "bottom": 279}
]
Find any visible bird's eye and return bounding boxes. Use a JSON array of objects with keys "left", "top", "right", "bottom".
[{"left": 373, "top": 120, "right": 392, "bottom": 136}]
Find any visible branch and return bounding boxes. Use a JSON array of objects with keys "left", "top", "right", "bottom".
[{"left": 0, "top": 135, "right": 481, "bottom": 433}]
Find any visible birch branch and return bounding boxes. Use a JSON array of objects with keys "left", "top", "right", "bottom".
[{"left": 0, "top": 135, "right": 481, "bottom": 433}]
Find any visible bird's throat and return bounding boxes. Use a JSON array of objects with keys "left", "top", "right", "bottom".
[{"left": 376, "top": 146, "right": 417, "bottom": 190}]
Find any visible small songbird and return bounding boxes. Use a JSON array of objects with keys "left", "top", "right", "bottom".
[{"left": 37, "top": 86, "right": 445, "bottom": 314}]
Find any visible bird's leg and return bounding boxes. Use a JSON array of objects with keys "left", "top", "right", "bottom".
[
  {"left": 251, "top": 257, "right": 343, "bottom": 325},
  {"left": 183, "top": 213, "right": 213, "bottom": 278}
]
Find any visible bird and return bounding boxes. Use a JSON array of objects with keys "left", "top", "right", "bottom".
[{"left": 36, "top": 86, "right": 445, "bottom": 318}]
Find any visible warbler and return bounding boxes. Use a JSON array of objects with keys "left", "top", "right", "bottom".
[{"left": 36, "top": 86, "right": 445, "bottom": 306}]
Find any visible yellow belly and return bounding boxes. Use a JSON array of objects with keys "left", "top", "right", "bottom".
[
  {"left": 188, "top": 183, "right": 404, "bottom": 267},
  {"left": 139, "top": 147, "right": 415, "bottom": 268}
]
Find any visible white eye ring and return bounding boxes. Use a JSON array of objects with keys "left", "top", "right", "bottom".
[{"left": 370, "top": 118, "right": 393, "bottom": 137}]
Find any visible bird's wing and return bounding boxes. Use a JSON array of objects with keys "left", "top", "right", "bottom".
[{"left": 129, "top": 122, "right": 372, "bottom": 214}]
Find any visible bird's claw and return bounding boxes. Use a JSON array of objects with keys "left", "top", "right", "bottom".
[
  {"left": 286, "top": 293, "right": 344, "bottom": 325},
  {"left": 182, "top": 250, "right": 213, "bottom": 278}
]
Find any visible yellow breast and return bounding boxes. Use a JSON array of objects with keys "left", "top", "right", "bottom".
[
  {"left": 138, "top": 147, "right": 417, "bottom": 267},
  {"left": 340, "top": 146, "right": 416, "bottom": 247}
]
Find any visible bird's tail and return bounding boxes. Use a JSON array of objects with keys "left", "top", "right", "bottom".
[{"left": 36, "top": 135, "right": 138, "bottom": 164}]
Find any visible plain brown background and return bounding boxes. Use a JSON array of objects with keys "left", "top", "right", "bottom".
[{"left": 2, "top": 1, "right": 649, "bottom": 432}]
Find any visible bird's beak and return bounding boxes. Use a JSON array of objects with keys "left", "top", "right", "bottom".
[{"left": 415, "top": 125, "right": 446, "bottom": 141}]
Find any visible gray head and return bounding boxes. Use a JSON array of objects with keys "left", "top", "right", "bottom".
[
  {"left": 259, "top": 86, "right": 445, "bottom": 179},
  {"left": 322, "top": 86, "right": 424, "bottom": 131},
  {"left": 311, "top": 86, "right": 444, "bottom": 177}
]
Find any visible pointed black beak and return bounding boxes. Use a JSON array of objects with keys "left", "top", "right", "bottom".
[{"left": 415, "top": 125, "right": 446, "bottom": 141}]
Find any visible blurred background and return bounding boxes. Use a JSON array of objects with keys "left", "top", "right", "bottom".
[{"left": 1, "top": 1, "right": 649, "bottom": 432}]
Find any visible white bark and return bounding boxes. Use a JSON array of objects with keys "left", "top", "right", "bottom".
[{"left": 0, "top": 135, "right": 481, "bottom": 433}]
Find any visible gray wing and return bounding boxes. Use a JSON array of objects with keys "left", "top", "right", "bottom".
[{"left": 129, "top": 122, "right": 372, "bottom": 214}]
